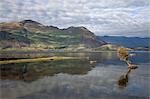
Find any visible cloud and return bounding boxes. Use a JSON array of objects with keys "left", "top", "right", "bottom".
[{"left": 0, "top": 0, "right": 150, "bottom": 37}]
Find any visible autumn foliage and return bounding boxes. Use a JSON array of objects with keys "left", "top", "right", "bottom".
[{"left": 117, "top": 47, "right": 129, "bottom": 61}]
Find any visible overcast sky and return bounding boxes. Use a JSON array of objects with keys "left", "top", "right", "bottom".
[{"left": 0, "top": 0, "right": 150, "bottom": 37}]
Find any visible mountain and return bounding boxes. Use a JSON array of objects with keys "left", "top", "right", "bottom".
[
  {"left": 97, "top": 36, "right": 150, "bottom": 48},
  {"left": 0, "top": 20, "right": 106, "bottom": 50}
]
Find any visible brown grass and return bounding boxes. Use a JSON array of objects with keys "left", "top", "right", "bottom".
[{"left": 0, "top": 56, "right": 87, "bottom": 65}]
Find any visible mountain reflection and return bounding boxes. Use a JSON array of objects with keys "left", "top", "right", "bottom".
[
  {"left": 0, "top": 52, "right": 149, "bottom": 99},
  {"left": 0, "top": 59, "right": 94, "bottom": 82},
  {"left": 0, "top": 52, "right": 118, "bottom": 82}
]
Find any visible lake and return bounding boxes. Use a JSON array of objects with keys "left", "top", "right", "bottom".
[{"left": 0, "top": 51, "right": 149, "bottom": 99}]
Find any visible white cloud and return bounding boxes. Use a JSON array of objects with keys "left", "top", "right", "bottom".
[{"left": 0, "top": 0, "right": 150, "bottom": 37}]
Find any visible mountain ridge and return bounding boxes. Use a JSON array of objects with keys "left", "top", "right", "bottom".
[
  {"left": 0, "top": 20, "right": 106, "bottom": 50},
  {"left": 98, "top": 36, "right": 150, "bottom": 48}
]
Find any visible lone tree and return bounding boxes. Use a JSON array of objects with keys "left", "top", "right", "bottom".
[
  {"left": 117, "top": 47, "right": 138, "bottom": 88},
  {"left": 117, "top": 47, "right": 129, "bottom": 61},
  {"left": 117, "top": 47, "right": 138, "bottom": 69}
]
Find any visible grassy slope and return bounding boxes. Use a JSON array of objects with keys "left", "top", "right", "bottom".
[{"left": 0, "top": 21, "right": 104, "bottom": 50}]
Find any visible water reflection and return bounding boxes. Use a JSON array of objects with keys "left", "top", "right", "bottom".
[
  {"left": 0, "top": 59, "right": 94, "bottom": 82},
  {"left": 0, "top": 52, "right": 149, "bottom": 99},
  {"left": 118, "top": 67, "right": 138, "bottom": 88},
  {"left": 118, "top": 69, "right": 130, "bottom": 88},
  {"left": 0, "top": 52, "right": 117, "bottom": 82},
  {"left": 0, "top": 51, "right": 116, "bottom": 61}
]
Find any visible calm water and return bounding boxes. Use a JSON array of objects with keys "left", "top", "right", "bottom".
[{"left": 0, "top": 51, "right": 150, "bottom": 99}]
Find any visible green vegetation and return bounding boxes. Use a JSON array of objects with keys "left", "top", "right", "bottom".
[
  {"left": 0, "top": 20, "right": 106, "bottom": 51},
  {"left": 0, "top": 20, "right": 149, "bottom": 51}
]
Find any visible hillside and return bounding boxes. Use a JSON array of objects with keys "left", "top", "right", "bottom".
[
  {"left": 0, "top": 20, "right": 106, "bottom": 51},
  {"left": 98, "top": 36, "right": 150, "bottom": 48}
]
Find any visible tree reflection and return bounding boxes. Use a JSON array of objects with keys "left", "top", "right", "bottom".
[
  {"left": 118, "top": 69, "right": 131, "bottom": 88},
  {"left": 117, "top": 47, "right": 138, "bottom": 88}
]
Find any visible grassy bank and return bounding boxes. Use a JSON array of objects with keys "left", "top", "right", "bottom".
[{"left": 0, "top": 56, "right": 88, "bottom": 65}]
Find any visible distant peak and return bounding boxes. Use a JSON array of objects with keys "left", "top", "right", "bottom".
[
  {"left": 67, "top": 26, "right": 87, "bottom": 29},
  {"left": 48, "top": 26, "right": 59, "bottom": 29},
  {"left": 65, "top": 26, "right": 76, "bottom": 29},
  {"left": 65, "top": 26, "right": 89, "bottom": 31},
  {"left": 79, "top": 26, "right": 89, "bottom": 31},
  {"left": 20, "top": 20, "right": 42, "bottom": 25}
]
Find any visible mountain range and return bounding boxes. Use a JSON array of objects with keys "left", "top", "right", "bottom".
[
  {"left": 0, "top": 20, "right": 106, "bottom": 51},
  {"left": 98, "top": 36, "right": 150, "bottom": 48},
  {"left": 0, "top": 20, "right": 149, "bottom": 51}
]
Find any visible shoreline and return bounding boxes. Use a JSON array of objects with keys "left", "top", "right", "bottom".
[
  {"left": 0, "top": 56, "right": 88, "bottom": 65},
  {"left": 1, "top": 49, "right": 149, "bottom": 53}
]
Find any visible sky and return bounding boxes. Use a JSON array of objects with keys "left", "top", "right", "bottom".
[{"left": 0, "top": 0, "right": 150, "bottom": 37}]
